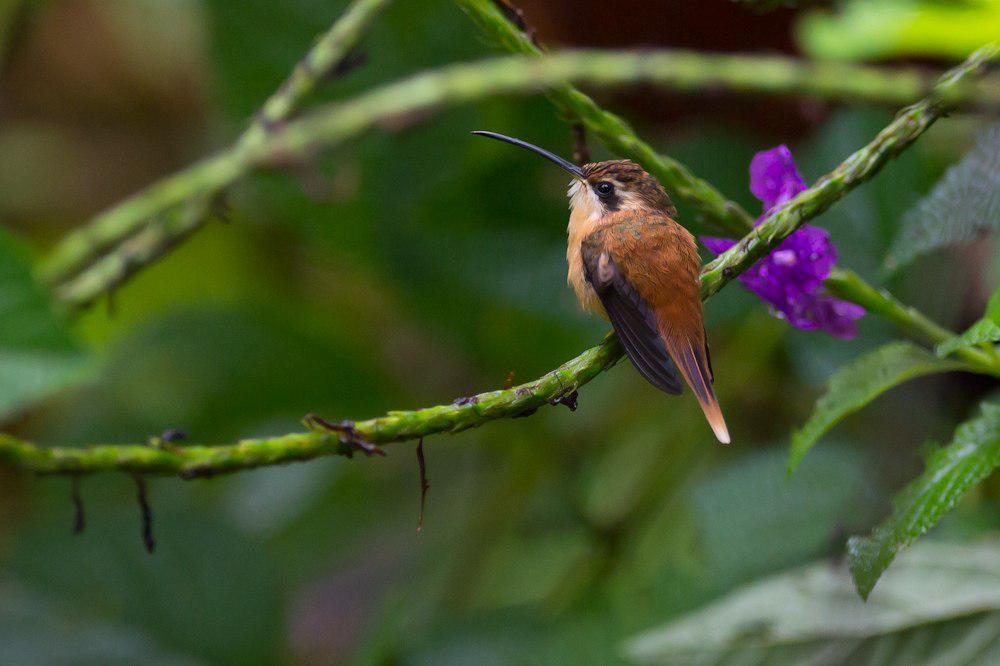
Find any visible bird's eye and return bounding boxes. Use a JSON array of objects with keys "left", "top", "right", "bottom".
[{"left": 594, "top": 181, "right": 614, "bottom": 197}]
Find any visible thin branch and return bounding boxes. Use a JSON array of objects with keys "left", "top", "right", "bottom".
[
  {"left": 0, "top": 336, "right": 622, "bottom": 476},
  {"left": 4, "top": 0, "right": 995, "bottom": 478},
  {"left": 825, "top": 269, "right": 999, "bottom": 375},
  {"left": 457, "top": 0, "right": 752, "bottom": 233},
  {"left": 54, "top": 197, "right": 213, "bottom": 308},
  {"left": 458, "top": 0, "right": 997, "bottom": 232},
  {"left": 45, "top": 49, "right": 1000, "bottom": 306},
  {"left": 699, "top": 45, "right": 998, "bottom": 298},
  {"left": 5, "top": 51, "right": 1000, "bottom": 477},
  {"left": 461, "top": 2, "right": 1000, "bottom": 371},
  {"left": 41, "top": 0, "right": 393, "bottom": 289},
  {"left": 244, "top": 0, "right": 392, "bottom": 142}
]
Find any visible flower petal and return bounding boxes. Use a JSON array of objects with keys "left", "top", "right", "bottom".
[
  {"left": 749, "top": 145, "right": 807, "bottom": 210},
  {"left": 701, "top": 236, "right": 737, "bottom": 255},
  {"left": 815, "top": 297, "right": 866, "bottom": 339},
  {"left": 702, "top": 145, "right": 864, "bottom": 338}
]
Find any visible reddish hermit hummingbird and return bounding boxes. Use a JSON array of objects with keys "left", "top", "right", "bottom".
[{"left": 473, "top": 131, "right": 730, "bottom": 443}]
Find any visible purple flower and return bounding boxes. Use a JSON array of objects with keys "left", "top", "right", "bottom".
[{"left": 702, "top": 145, "right": 865, "bottom": 339}]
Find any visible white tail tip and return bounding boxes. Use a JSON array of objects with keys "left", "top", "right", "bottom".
[
  {"left": 699, "top": 400, "right": 731, "bottom": 444},
  {"left": 711, "top": 419, "right": 731, "bottom": 444}
]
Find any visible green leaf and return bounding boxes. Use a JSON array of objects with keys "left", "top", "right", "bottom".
[
  {"left": 848, "top": 401, "right": 1000, "bottom": 600},
  {"left": 798, "top": 0, "right": 1000, "bottom": 61},
  {"left": 885, "top": 123, "right": 1000, "bottom": 271},
  {"left": 937, "top": 284, "right": 1000, "bottom": 357},
  {"left": 788, "top": 342, "right": 965, "bottom": 473},
  {"left": 625, "top": 540, "right": 1000, "bottom": 665},
  {"left": 0, "top": 229, "right": 92, "bottom": 419}
]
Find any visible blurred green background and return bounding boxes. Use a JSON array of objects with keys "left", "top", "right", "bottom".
[{"left": 0, "top": 1, "right": 998, "bottom": 663}]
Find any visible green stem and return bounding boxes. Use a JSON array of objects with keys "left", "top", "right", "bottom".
[
  {"left": 0, "top": 336, "right": 623, "bottom": 476},
  {"left": 700, "top": 45, "right": 998, "bottom": 298},
  {"left": 826, "top": 269, "right": 1000, "bottom": 376},
  {"left": 7, "top": 20, "right": 996, "bottom": 476},
  {"left": 242, "top": 0, "right": 393, "bottom": 146},
  {"left": 46, "top": 48, "right": 1000, "bottom": 301},
  {"left": 464, "top": 0, "right": 998, "bottom": 376},
  {"left": 7, "top": 50, "right": 997, "bottom": 475},
  {"left": 459, "top": 0, "right": 998, "bottom": 376},
  {"left": 53, "top": 197, "right": 214, "bottom": 308},
  {"left": 44, "top": 152, "right": 244, "bottom": 291},
  {"left": 40, "top": 0, "right": 393, "bottom": 288},
  {"left": 458, "top": 0, "right": 998, "bottom": 233}
]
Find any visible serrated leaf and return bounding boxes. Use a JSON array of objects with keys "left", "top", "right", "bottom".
[
  {"left": 0, "top": 229, "right": 93, "bottom": 419},
  {"left": 937, "top": 283, "right": 1000, "bottom": 357},
  {"left": 848, "top": 400, "right": 1000, "bottom": 600},
  {"left": 885, "top": 123, "right": 1000, "bottom": 271},
  {"left": 626, "top": 540, "right": 1000, "bottom": 665},
  {"left": 788, "top": 342, "right": 965, "bottom": 473}
]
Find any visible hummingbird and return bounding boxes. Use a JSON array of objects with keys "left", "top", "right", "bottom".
[{"left": 473, "top": 131, "right": 730, "bottom": 444}]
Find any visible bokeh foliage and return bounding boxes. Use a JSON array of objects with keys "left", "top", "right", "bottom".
[{"left": 0, "top": 0, "right": 998, "bottom": 663}]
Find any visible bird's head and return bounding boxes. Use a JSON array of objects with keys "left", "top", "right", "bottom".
[{"left": 472, "top": 131, "right": 676, "bottom": 221}]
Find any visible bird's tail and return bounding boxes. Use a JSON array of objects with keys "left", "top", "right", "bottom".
[{"left": 666, "top": 337, "right": 730, "bottom": 444}]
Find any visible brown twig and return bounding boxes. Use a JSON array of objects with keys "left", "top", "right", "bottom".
[
  {"left": 132, "top": 474, "right": 155, "bottom": 553},
  {"left": 303, "top": 414, "right": 386, "bottom": 457},
  {"left": 416, "top": 438, "right": 430, "bottom": 533}
]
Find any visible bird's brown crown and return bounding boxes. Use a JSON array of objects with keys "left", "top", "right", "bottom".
[{"left": 581, "top": 160, "right": 677, "bottom": 216}]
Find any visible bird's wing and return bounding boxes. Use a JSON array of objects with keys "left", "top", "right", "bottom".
[
  {"left": 583, "top": 212, "right": 729, "bottom": 443},
  {"left": 581, "top": 224, "right": 683, "bottom": 395}
]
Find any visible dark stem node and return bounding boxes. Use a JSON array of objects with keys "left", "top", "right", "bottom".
[
  {"left": 491, "top": 0, "right": 539, "bottom": 47},
  {"left": 303, "top": 413, "right": 386, "bottom": 457},
  {"left": 549, "top": 389, "right": 579, "bottom": 411}
]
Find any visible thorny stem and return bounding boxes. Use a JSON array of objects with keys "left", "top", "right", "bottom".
[
  {"left": 41, "top": 0, "right": 394, "bottom": 291},
  {"left": 463, "top": 3, "right": 1000, "bottom": 367},
  {"left": 0, "top": 336, "right": 621, "bottom": 476},
  {"left": 45, "top": 52, "right": 1000, "bottom": 305},
  {"left": 54, "top": 196, "right": 214, "bottom": 308},
  {"left": 4, "top": 44, "right": 999, "bottom": 475},
  {"left": 1, "top": 11, "right": 996, "bottom": 475},
  {"left": 241, "top": 0, "right": 393, "bottom": 144},
  {"left": 699, "top": 45, "right": 999, "bottom": 299},
  {"left": 457, "top": 0, "right": 752, "bottom": 232},
  {"left": 459, "top": 0, "right": 1000, "bottom": 229}
]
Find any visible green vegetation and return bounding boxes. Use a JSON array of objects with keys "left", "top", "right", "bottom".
[{"left": 1, "top": 0, "right": 998, "bottom": 662}]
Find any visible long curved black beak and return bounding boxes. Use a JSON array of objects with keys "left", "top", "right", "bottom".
[{"left": 472, "top": 131, "right": 584, "bottom": 178}]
